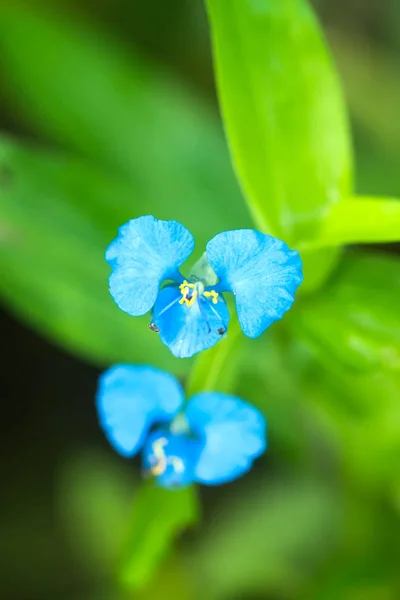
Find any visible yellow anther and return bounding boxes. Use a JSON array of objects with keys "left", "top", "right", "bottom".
[
  {"left": 150, "top": 437, "right": 168, "bottom": 475},
  {"left": 151, "top": 461, "right": 167, "bottom": 476},
  {"left": 179, "top": 281, "right": 218, "bottom": 307},
  {"left": 149, "top": 437, "right": 184, "bottom": 477},
  {"left": 179, "top": 280, "right": 195, "bottom": 291},
  {"left": 179, "top": 280, "right": 198, "bottom": 307},
  {"left": 168, "top": 456, "right": 184, "bottom": 473},
  {"left": 203, "top": 290, "right": 219, "bottom": 304}
]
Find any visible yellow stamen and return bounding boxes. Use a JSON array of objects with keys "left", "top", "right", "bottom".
[
  {"left": 179, "top": 281, "right": 218, "bottom": 307},
  {"left": 203, "top": 290, "right": 219, "bottom": 304},
  {"left": 179, "top": 280, "right": 195, "bottom": 291},
  {"left": 150, "top": 437, "right": 168, "bottom": 475},
  {"left": 179, "top": 280, "right": 198, "bottom": 306},
  {"left": 168, "top": 456, "right": 184, "bottom": 473},
  {"left": 149, "top": 437, "right": 184, "bottom": 477}
]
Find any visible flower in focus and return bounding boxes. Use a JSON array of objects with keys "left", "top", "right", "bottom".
[
  {"left": 106, "top": 215, "right": 303, "bottom": 358},
  {"left": 96, "top": 364, "right": 267, "bottom": 488}
]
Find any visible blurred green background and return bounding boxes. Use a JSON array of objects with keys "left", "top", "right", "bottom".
[{"left": 1, "top": 1, "right": 399, "bottom": 599}]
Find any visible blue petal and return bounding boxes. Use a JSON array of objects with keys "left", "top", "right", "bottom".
[
  {"left": 185, "top": 392, "right": 267, "bottom": 485},
  {"left": 96, "top": 364, "right": 184, "bottom": 457},
  {"left": 206, "top": 230, "right": 303, "bottom": 338},
  {"left": 106, "top": 215, "right": 194, "bottom": 316},
  {"left": 152, "top": 286, "right": 230, "bottom": 358},
  {"left": 142, "top": 429, "right": 203, "bottom": 489}
]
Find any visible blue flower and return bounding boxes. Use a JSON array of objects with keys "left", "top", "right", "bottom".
[
  {"left": 106, "top": 215, "right": 303, "bottom": 358},
  {"left": 96, "top": 364, "right": 267, "bottom": 488}
]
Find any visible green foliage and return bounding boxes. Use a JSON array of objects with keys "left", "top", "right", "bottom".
[
  {"left": 292, "top": 253, "right": 400, "bottom": 490},
  {"left": 0, "top": 136, "right": 189, "bottom": 372},
  {"left": 314, "top": 363, "right": 400, "bottom": 491},
  {"left": 190, "top": 480, "right": 340, "bottom": 599},
  {"left": 311, "top": 197, "right": 400, "bottom": 247},
  {"left": 294, "top": 253, "right": 400, "bottom": 372},
  {"left": 56, "top": 451, "right": 199, "bottom": 596},
  {"left": 118, "top": 482, "right": 199, "bottom": 591},
  {"left": 186, "top": 318, "right": 242, "bottom": 395},
  {"left": 205, "top": 0, "right": 352, "bottom": 243},
  {"left": 56, "top": 451, "right": 134, "bottom": 575},
  {"left": 0, "top": 1, "right": 251, "bottom": 369},
  {"left": 1, "top": 0, "right": 400, "bottom": 599},
  {"left": 0, "top": 2, "right": 249, "bottom": 249}
]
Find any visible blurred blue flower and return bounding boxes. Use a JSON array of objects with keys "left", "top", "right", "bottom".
[
  {"left": 106, "top": 215, "right": 303, "bottom": 358},
  {"left": 96, "top": 364, "right": 267, "bottom": 488}
]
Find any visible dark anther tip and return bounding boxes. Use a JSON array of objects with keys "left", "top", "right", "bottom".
[
  {"left": 148, "top": 322, "right": 160, "bottom": 333},
  {"left": 217, "top": 327, "right": 225, "bottom": 335}
]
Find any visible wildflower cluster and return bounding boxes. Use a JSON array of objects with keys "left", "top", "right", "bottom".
[
  {"left": 97, "top": 215, "right": 303, "bottom": 488},
  {"left": 97, "top": 364, "right": 266, "bottom": 488}
]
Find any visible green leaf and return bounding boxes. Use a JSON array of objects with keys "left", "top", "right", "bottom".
[
  {"left": 0, "top": 136, "right": 186, "bottom": 371},
  {"left": 307, "top": 197, "right": 400, "bottom": 247},
  {"left": 205, "top": 0, "right": 352, "bottom": 242},
  {"left": 293, "top": 253, "right": 400, "bottom": 372},
  {"left": 119, "top": 482, "right": 199, "bottom": 591},
  {"left": 0, "top": 2, "right": 250, "bottom": 247}
]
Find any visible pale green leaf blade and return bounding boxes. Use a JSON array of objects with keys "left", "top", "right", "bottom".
[
  {"left": 205, "top": 0, "right": 352, "bottom": 242},
  {"left": 312, "top": 197, "right": 400, "bottom": 247},
  {"left": 0, "top": 136, "right": 186, "bottom": 372}
]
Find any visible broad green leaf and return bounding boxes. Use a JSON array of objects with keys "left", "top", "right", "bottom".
[
  {"left": 0, "top": 2, "right": 249, "bottom": 247},
  {"left": 308, "top": 197, "right": 400, "bottom": 247},
  {"left": 119, "top": 482, "right": 199, "bottom": 591},
  {"left": 293, "top": 253, "right": 400, "bottom": 372},
  {"left": 205, "top": 0, "right": 352, "bottom": 242},
  {"left": 0, "top": 136, "right": 187, "bottom": 372}
]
